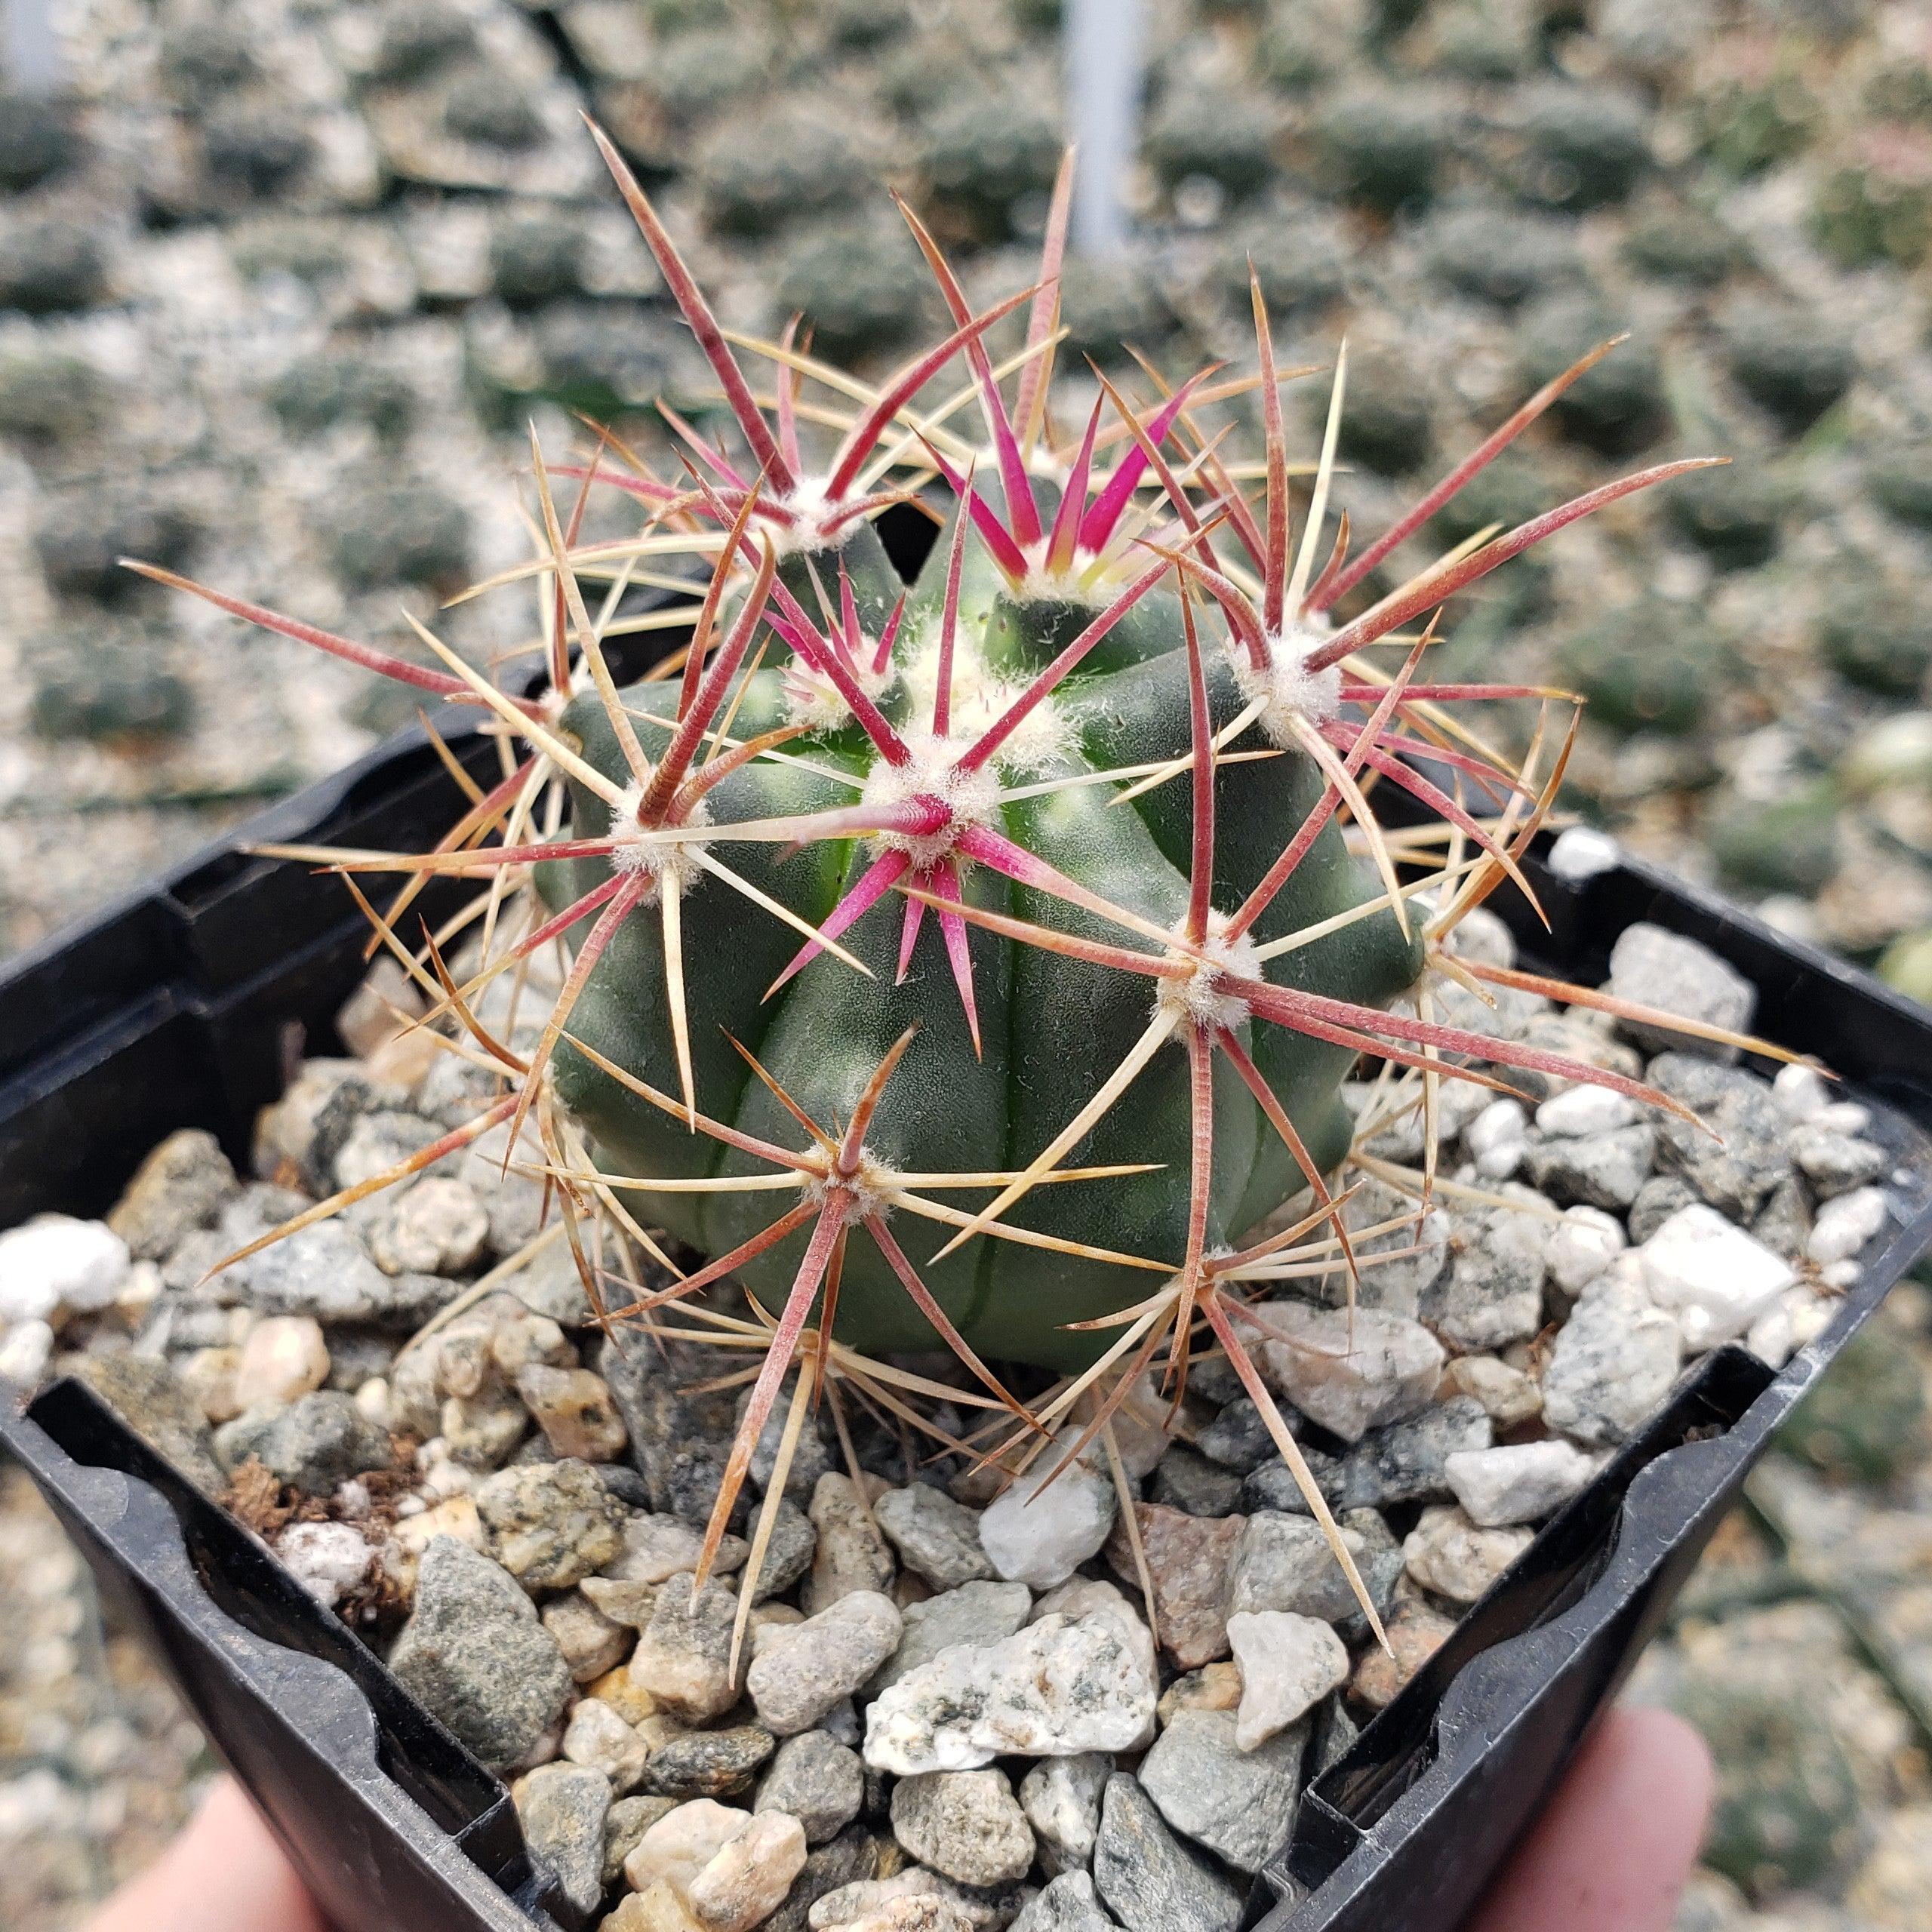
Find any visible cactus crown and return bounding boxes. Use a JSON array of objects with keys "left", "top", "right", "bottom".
[{"left": 137, "top": 130, "right": 1778, "bottom": 1634}]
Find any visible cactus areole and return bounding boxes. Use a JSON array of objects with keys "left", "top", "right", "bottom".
[{"left": 143, "top": 127, "right": 1724, "bottom": 1424}]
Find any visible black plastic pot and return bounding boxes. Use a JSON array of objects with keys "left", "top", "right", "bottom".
[{"left": 5, "top": 700, "right": 1931, "bottom": 1932}]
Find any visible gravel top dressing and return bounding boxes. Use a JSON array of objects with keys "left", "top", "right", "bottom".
[{"left": 3, "top": 910, "right": 1924, "bottom": 1932}]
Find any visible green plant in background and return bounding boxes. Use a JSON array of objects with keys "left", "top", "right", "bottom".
[{"left": 139, "top": 128, "right": 1746, "bottom": 1619}]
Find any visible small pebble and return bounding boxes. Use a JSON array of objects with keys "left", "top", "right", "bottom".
[
  {"left": 1546, "top": 1206, "right": 1626, "bottom": 1298},
  {"left": 1403, "top": 1503, "right": 1535, "bottom": 1602},
  {"left": 562, "top": 1698, "right": 650, "bottom": 1794},
  {"left": 688, "top": 1810, "right": 809, "bottom": 1932},
  {"left": 515, "top": 1763, "right": 612, "bottom": 1921},
  {"left": 0, "top": 1214, "right": 129, "bottom": 1328},
  {"left": 1254, "top": 1303, "right": 1445, "bottom": 1443},
  {"left": 1639, "top": 1204, "right": 1795, "bottom": 1350},
  {"left": 806, "top": 1474, "right": 897, "bottom": 1613},
  {"left": 756, "top": 1730, "right": 864, "bottom": 1844},
  {"left": 517, "top": 1363, "right": 629, "bottom": 1463},
  {"left": 748, "top": 1591, "right": 903, "bottom": 1736},
  {"left": 628, "top": 1580, "right": 749, "bottom": 1724},
  {"left": 1444, "top": 1441, "right": 1598, "bottom": 1527},
  {"left": 874, "top": 1485, "right": 995, "bottom": 1590},
  {"left": 1806, "top": 1187, "right": 1887, "bottom": 1266},
  {"left": 891, "top": 1769, "right": 1034, "bottom": 1887},
  {"left": 864, "top": 1613, "right": 1155, "bottom": 1776},
  {"left": 977, "top": 1452, "right": 1116, "bottom": 1590},
  {"left": 1465, "top": 1100, "right": 1527, "bottom": 1180},
  {"left": 1225, "top": 1610, "right": 1349, "bottom": 1749},
  {"left": 1139, "top": 1706, "right": 1305, "bottom": 1872},
  {"left": 1019, "top": 1752, "right": 1109, "bottom": 1878},
  {"left": 232, "top": 1315, "right": 331, "bottom": 1411}
]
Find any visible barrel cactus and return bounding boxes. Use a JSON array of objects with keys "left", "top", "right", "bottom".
[{"left": 136, "top": 127, "right": 1746, "bottom": 1609}]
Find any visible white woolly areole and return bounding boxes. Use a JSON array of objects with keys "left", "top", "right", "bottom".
[
  {"left": 803, "top": 1153, "right": 894, "bottom": 1225},
  {"left": 1152, "top": 916, "right": 1265, "bottom": 1031},
  {"left": 1011, "top": 540, "right": 1110, "bottom": 610},
  {"left": 859, "top": 732, "right": 1002, "bottom": 869},
  {"left": 1236, "top": 620, "right": 1343, "bottom": 747},
  {"left": 764, "top": 475, "right": 855, "bottom": 558},
  {"left": 783, "top": 652, "right": 894, "bottom": 733},
  {"left": 605, "top": 783, "right": 709, "bottom": 901},
  {"left": 895, "top": 636, "right": 1073, "bottom": 774}
]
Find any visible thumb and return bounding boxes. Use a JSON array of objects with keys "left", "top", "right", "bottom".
[{"left": 85, "top": 1776, "right": 331, "bottom": 1932}]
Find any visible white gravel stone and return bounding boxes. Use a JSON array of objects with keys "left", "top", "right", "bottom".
[
  {"left": 1640, "top": 1204, "right": 1796, "bottom": 1350},
  {"left": 1745, "top": 1287, "right": 1835, "bottom": 1369},
  {"left": 1030, "top": 1578, "right": 1156, "bottom": 1709},
  {"left": 1820, "top": 1258, "right": 1862, "bottom": 1290},
  {"left": 1444, "top": 1441, "right": 1598, "bottom": 1527},
  {"left": 1403, "top": 1504, "right": 1534, "bottom": 1602},
  {"left": 233, "top": 1315, "right": 331, "bottom": 1411},
  {"left": 561, "top": 1698, "right": 648, "bottom": 1794},
  {"left": 371, "top": 1176, "right": 491, "bottom": 1277},
  {"left": 1019, "top": 1752, "right": 1109, "bottom": 1877},
  {"left": 1772, "top": 1063, "right": 1831, "bottom": 1121},
  {"left": 864, "top": 1612, "right": 1157, "bottom": 1776},
  {"left": 0, "top": 1215, "right": 130, "bottom": 1328},
  {"left": 1547, "top": 1206, "right": 1626, "bottom": 1298},
  {"left": 748, "top": 1590, "right": 903, "bottom": 1736},
  {"left": 1224, "top": 1611, "right": 1349, "bottom": 1749},
  {"left": 623, "top": 1799, "right": 749, "bottom": 1897},
  {"left": 1806, "top": 1188, "right": 1888, "bottom": 1266},
  {"left": 275, "top": 1521, "right": 376, "bottom": 1607},
  {"left": 1465, "top": 1100, "right": 1528, "bottom": 1180},
  {"left": 687, "top": 1810, "right": 808, "bottom": 1932},
  {"left": 1536, "top": 1085, "right": 1642, "bottom": 1137},
  {"left": 977, "top": 1453, "right": 1115, "bottom": 1589},
  {"left": 1254, "top": 1303, "right": 1445, "bottom": 1443},
  {"left": 0, "top": 1318, "right": 55, "bottom": 1386}
]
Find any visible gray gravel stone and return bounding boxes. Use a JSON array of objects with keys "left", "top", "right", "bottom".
[
  {"left": 1138, "top": 1706, "right": 1306, "bottom": 1872},
  {"left": 1650, "top": 1054, "right": 1792, "bottom": 1218},
  {"left": 626, "top": 1577, "right": 747, "bottom": 1723},
  {"left": 1629, "top": 1174, "right": 1701, "bottom": 1243},
  {"left": 108, "top": 1128, "right": 238, "bottom": 1260},
  {"left": 214, "top": 1391, "right": 395, "bottom": 1494},
  {"left": 1229, "top": 1510, "right": 1396, "bottom": 1623},
  {"left": 1541, "top": 1266, "right": 1684, "bottom": 1447},
  {"left": 808, "top": 1472, "right": 897, "bottom": 1611},
  {"left": 603, "top": 1795, "right": 679, "bottom": 1887},
  {"left": 1195, "top": 1398, "right": 1276, "bottom": 1473},
  {"left": 1011, "top": 1872, "right": 1121, "bottom": 1932},
  {"left": 875, "top": 1484, "right": 995, "bottom": 1589},
  {"left": 749, "top": 1590, "right": 903, "bottom": 1734},
  {"left": 869, "top": 1580, "right": 1035, "bottom": 1697},
  {"left": 891, "top": 1769, "right": 1034, "bottom": 1886},
  {"left": 1607, "top": 923, "right": 1755, "bottom": 1059},
  {"left": 1423, "top": 1189, "right": 1552, "bottom": 1348},
  {"left": 639, "top": 1724, "right": 776, "bottom": 1800},
  {"left": 1093, "top": 1774, "right": 1243, "bottom": 1932},
  {"left": 389, "top": 1537, "right": 573, "bottom": 1772},
  {"left": 596, "top": 1331, "right": 741, "bottom": 1526},
  {"left": 71, "top": 1354, "right": 225, "bottom": 1497},
  {"left": 1253, "top": 1302, "right": 1446, "bottom": 1442},
  {"left": 1524, "top": 1123, "right": 1657, "bottom": 1210},
  {"left": 757, "top": 1730, "right": 865, "bottom": 1843},
  {"left": 513, "top": 1763, "right": 609, "bottom": 1919},
  {"left": 474, "top": 1457, "right": 625, "bottom": 1589},
  {"left": 1328, "top": 1396, "right": 1495, "bottom": 1512},
  {"left": 1151, "top": 1443, "right": 1245, "bottom": 1517}
]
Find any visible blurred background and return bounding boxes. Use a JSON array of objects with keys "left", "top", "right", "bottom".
[{"left": 2, "top": 0, "right": 1931, "bottom": 1924}]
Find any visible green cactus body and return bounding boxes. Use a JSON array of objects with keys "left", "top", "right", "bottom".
[{"left": 543, "top": 520, "right": 1419, "bottom": 1371}]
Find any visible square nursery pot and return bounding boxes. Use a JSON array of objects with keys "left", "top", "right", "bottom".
[{"left": 4, "top": 697, "right": 1931, "bottom": 1932}]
